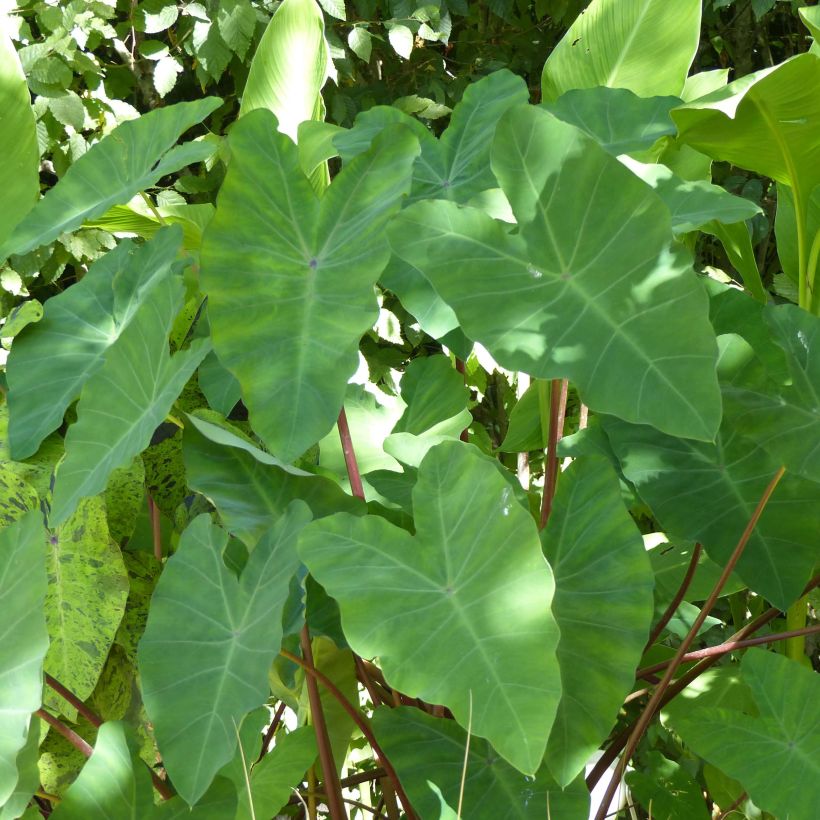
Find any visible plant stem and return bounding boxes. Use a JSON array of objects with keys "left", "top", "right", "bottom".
[
  {"left": 591, "top": 466, "right": 785, "bottom": 820},
  {"left": 784, "top": 596, "right": 808, "bottom": 661},
  {"left": 140, "top": 191, "right": 167, "bottom": 225},
  {"left": 578, "top": 403, "right": 589, "bottom": 430},
  {"left": 538, "top": 379, "right": 567, "bottom": 530},
  {"left": 337, "top": 407, "right": 365, "bottom": 500},
  {"left": 44, "top": 674, "right": 102, "bottom": 728},
  {"left": 257, "top": 700, "right": 286, "bottom": 761},
  {"left": 644, "top": 543, "right": 702, "bottom": 650},
  {"left": 281, "top": 648, "right": 417, "bottom": 820},
  {"left": 717, "top": 791, "right": 748, "bottom": 820},
  {"left": 299, "top": 625, "right": 346, "bottom": 820},
  {"left": 37, "top": 709, "right": 93, "bottom": 757},
  {"left": 455, "top": 358, "right": 469, "bottom": 442},
  {"left": 148, "top": 495, "right": 162, "bottom": 561}
]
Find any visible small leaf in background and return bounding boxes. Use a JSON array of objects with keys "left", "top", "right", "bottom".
[
  {"left": 1, "top": 300, "right": 42, "bottom": 340},
  {"left": 388, "top": 23, "right": 414, "bottom": 59},
  {"left": 153, "top": 55, "right": 182, "bottom": 98},
  {"left": 44, "top": 497, "right": 129, "bottom": 720},
  {"left": 373, "top": 707, "right": 590, "bottom": 819},
  {"left": 46, "top": 90, "right": 85, "bottom": 131},
  {"left": 317, "top": 0, "right": 346, "bottom": 20},
  {"left": 138, "top": 503, "right": 310, "bottom": 804},
  {"left": 347, "top": 26, "right": 372, "bottom": 62},
  {"left": 0, "top": 512, "right": 47, "bottom": 808},
  {"left": 216, "top": 0, "right": 257, "bottom": 60},
  {"left": 300, "top": 441, "right": 561, "bottom": 774},
  {"left": 135, "top": 0, "right": 180, "bottom": 34},
  {"left": 625, "top": 751, "right": 710, "bottom": 819},
  {"left": 665, "top": 650, "right": 820, "bottom": 820}
]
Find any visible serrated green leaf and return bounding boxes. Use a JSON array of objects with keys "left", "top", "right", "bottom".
[
  {"left": 0, "top": 99, "right": 221, "bottom": 259},
  {"left": 217, "top": 0, "right": 257, "bottom": 60},
  {"left": 139, "top": 505, "right": 310, "bottom": 804},
  {"left": 136, "top": 0, "right": 179, "bottom": 34},
  {"left": 372, "top": 708, "right": 590, "bottom": 819},
  {"left": 47, "top": 90, "right": 85, "bottom": 130},
  {"left": 299, "top": 441, "right": 561, "bottom": 774},
  {"left": 541, "top": 0, "right": 701, "bottom": 101},
  {"left": 44, "top": 497, "right": 129, "bottom": 719},
  {"left": 388, "top": 23, "right": 413, "bottom": 58},
  {"left": 390, "top": 105, "right": 721, "bottom": 441},
  {"left": 0, "top": 28, "right": 38, "bottom": 246},
  {"left": 666, "top": 650, "right": 820, "bottom": 820},
  {"left": 153, "top": 55, "right": 182, "bottom": 98},
  {"left": 200, "top": 110, "right": 419, "bottom": 461},
  {"left": 50, "top": 263, "right": 209, "bottom": 525},
  {"left": 347, "top": 26, "right": 372, "bottom": 61},
  {"left": 0, "top": 512, "right": 47, "bottom": 808}
]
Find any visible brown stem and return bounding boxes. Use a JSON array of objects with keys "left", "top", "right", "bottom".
[
  {"left": 37, "top": 709, "right": 93, "bottom": 757},
  {"left": 337, "top": 408, "right": 365, "bottom": 500},
  {"left": 644, "top": 543, "right": 703, "bottom": 650},
  {"left": 455, "top": 358, "right": 469, "bottom": 442},
  {"left": 355, "top": 656, "right": 383, "bottom": 707},
  {"left": 257, "top": 700, "right": 287, "bottom": 761},
  {"left": 539, "top": 379, "right": 568, "bottom": 530},
  {"left": 717, "top": 791, "right": 747, "bottom": 820},
  {"left": 340, "top": 768, "right": 386, "bottom": 788},
  {"left": 281, "top": 649, "right": 417, "bottom": 820},
  {"left": 592, "top": 466, "right": 785, "bottom": 820},
  {"left": 148, "top": 495, "right": 162, "bottom": 561},
  {"left": 638, "top": 623, "right": 820, "bottom": 678},
  {"left": 44, "top": 674, "right": 102, "bottom": 728},
  {"left": 299, "top": 626, "right": 346, "bottom": 820}
]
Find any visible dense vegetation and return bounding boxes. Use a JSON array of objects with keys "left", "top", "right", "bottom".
[{"left": 0, "top": 0, "right": 818, "bottom": 818}]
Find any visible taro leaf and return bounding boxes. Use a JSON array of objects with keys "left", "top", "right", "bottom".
[
  {"left": 545, "top": 88, "right": 680, "bottom": 156},
  {"left": 499, "top": 383, "right": 544, "bottom": 453},
  {"left": 625, "top": 751, "right": 710, "bottom": 820},
  {"left": 183, "top": 414, "right": 361, "bottom": 546},
  {"left": 0, "top": 718, "right": 39, "bottom": 820},
  {"left": 198, "top": 350, "right": 241, "bottom": 416},
  {"left": 200, "top": 109, "right": 419, "bottom": 462},
  {"left": 142, "top": 423, "right": 187, "bottom": 520},
  {"left": 390, "top": 105, "right": 721, "bottom": 442},
  {"left": 0, "top": 464, "right": 38, "bottom": 526},
  {"left": 704, "top": 220, "right": 766, "bottom": 303},
  {"left": 602, "top": 416, "right": 818, "bottom": 609},
  {"left": 541, "top": 0, "right": 701, "bottom": 102},
  {"left": 114, "top": 551, "right": 161, "bottom": 663},
  {"left": 650, "top": 542, "right": 744, "bottom": 605},
  {"left": 541, "top": 456, "right": 653, "bottom": 786},
  {"left": 235, "top": 726, "right": 317, "bottom": 819},
  {"left": 0, "top": 512, "right": 47, "bottom": 808},
  {"left": 239, "top": 0, "right": 332, "bottom": 141},
  {"left": 7, "top": 228, "right": 184, "bottom": 461},
  {"left": 372, "top": 708, "right": 590, "bottom": 819},
  {"left": 0, "top": 99, "right": 220, "bottom": 259},
  {"left": 105, "top": 458, "right": 146, "bottom": 544},
  {"left": 299, "top": 440, "right": 560, "bottom": 774},
  {"left": 392, "top": 355, "right": 469, "bottom": 436},
  {"left": 0, "top": 28, "right": 38, "bottom": 246},
  {"left": 721, "top": 304, "right": 820, "bottom": 483},
  {"left": 44, "top": 497, "right": 129, "bottom": 719},
  {"left": 138, "top": 504, "right": 310, "bottom": 804},
  {"left": 666, "top": 650, "right": 820, "bottom": 820},
  {"left": 49, "top": 265, "right": 210, "bottom": 525}
]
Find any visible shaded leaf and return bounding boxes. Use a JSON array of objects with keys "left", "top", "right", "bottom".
[{"left": 299, "top": 441, "right": 560, "bottom": 774}]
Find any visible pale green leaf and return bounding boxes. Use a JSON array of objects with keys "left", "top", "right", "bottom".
[
  {"left": 217, "top": 0, "right": 257, "bottom": 60},
  {"left": 198, "top": 351, "right": 241, "bottom": 416},
  {"left": 153, "top": 55, "right": 182, "bottom": 97},
  {"left": 0, "top": 99, "right": 220, "bottom": 259},
  {"left": 541, "top": 0, "right": 701, "bottom": 101},
  {"left": 347, "top": 26, "right": 372, "bottom": 61},
  {"left": 390, "top": 105, "right": 721, "bottom": 441},
  {"left": 625, "top": 752, "right": 710, "bottom": 819},
  {"left": 239, "top": 0, "right": 331, "bottom": 141},
  {"left": 299, "top": 441, "right": 561, "bottom": 775},
  {"left": 0, "top": 718, "right": 40, "bottom": 820},
  {"left": 388, "top": 23, "right": 413, "bottom": 59},
  {"left": 200, "top": 109, "right": 419, "bottom": 461},
  {"left": 139, "top": 506, "right": 310, "bottom": 804},
  {"left": 0, "top": 26, "right": 38, "bottom": 246},
  {"left": 0, "top": 513, "right": 47, "bottom": 808}
]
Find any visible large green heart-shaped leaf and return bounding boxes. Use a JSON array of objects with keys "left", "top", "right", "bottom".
[
  {"left": 0, "top": 512, "right": 47, "bottom": 808},
  {"left": 50, "top": 262, "right": 209, "bottom": 525},
  {"left": 721, "top": 305, "right": 820, "bottom": 483},
  {"left": 665, "top": 650, "right": 820, "bottom": 820},
  {"left": 239, "top": 0, "right": 331, "bottom": 142},
  {"left": 200, "top": 109, "right": 419, "bottom": 462},
  {"left": 0, "top": 29, "right": 38, "bottom": 246},
  {"left": 545, "top": 88, "right": 680, "bottom": 156},
  {"left": 602, "top": 417, "right": 818, "bottom": 609},
  {"left": 541, "top": 0, "right": 701, "bottom": 102},
  {"left": 299, "top": 440, "right": 561, "bottom": 774},
  {"left": 139, "top": 504, "right": 310, "bottom": 804},
  {"left": 183, "top": 414, "right": 361, "bottom": 546},
  {"left": 672, "top": 54, "right": 820, "bottom": 307},
  {"left": 390, "top": 105, "right": 721, "bottom": 441},
  {"left": 7, "top": 228, "right": 185, "bottom": 461},
  {"left": 0, "top": 98, "right": 220, "bottom": 260},
  {"left": 542, "top": 456, "right": 654, "bottom": 785},
  {"left": 372, "top": 708, "right": 590, "bottom": 819},
  {"left": 44, "top": 497, "right": 129, "bottom": 719}
]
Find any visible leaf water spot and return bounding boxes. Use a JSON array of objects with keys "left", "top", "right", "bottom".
[
  {"left": 561, "top": 271, "right": 572, "bottom": 281},
  {"left": 443, "top": 584, "right": 455, "bottom": 596},
  {"left": 308, "top": 258, "right": 318, "bottom": 270},
  {"left": 500, "top": 486, "right": 512, "bottom": 516},
  {"left": 797, "top": 329, "right": 809, "bottom": 351},
  {"left": 441, "top": 179, "right": 451, "bottom": 189},
  {"left": 526, "top": 264, "right": 543, "bottom": 280}
]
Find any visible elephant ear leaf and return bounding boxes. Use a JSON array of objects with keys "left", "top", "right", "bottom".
[{"left": 200, "top": 108, "right": 419, "bottom": 462}]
